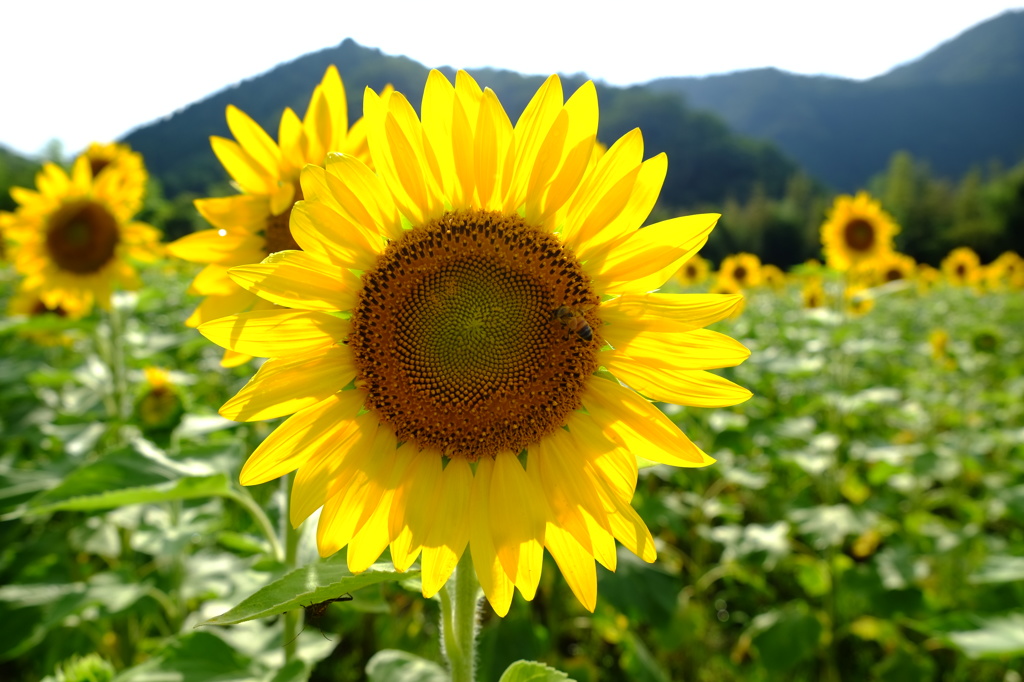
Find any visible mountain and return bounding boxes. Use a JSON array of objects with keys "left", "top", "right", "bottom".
[
  {"left": 121, "top": 40, "right": 797, "bottom": 208},
  {"left": 647, "top": 10, "right": 1024, "bottom": 191}
]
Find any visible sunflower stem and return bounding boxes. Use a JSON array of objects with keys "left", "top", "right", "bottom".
[
  {"left": 106, "top": 300, "right": 131, "bottom": 423},
  {"left": 442, "top": 550, "right": 480, "bottom": 682},
  {"left": 281, "top": 474, "right": 302, "bottom": 663}
]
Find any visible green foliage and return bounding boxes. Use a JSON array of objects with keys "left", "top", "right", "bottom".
[{"left": 2, "top": 254, "right": 1024, "bottom": 682}]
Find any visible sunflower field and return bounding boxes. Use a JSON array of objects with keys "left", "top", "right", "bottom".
[{"left": 2, "top": 68, "right": 1024, "bottom": 682}]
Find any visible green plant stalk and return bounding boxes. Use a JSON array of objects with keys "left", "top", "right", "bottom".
[
  {"left": 281, "top": 474, "right": 302, "bottom": 663},
  {"left": 441, "top": 550, "right": 480, "bottom": 682},
  {"left": 106, "top": 301, "right": 131, "bottom": 423},
  {"left": 229, "top": 488, "right": 286, "bottom": 562}
]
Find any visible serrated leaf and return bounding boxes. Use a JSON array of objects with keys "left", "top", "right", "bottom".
[
  {"left": 201, "top": 556, "right": 420, "bottom": 626},
  {"left": 365, "top": 650, "right": 448, "bottom": 682},
  {"left": 499, "top": 660, "right": 573, "bottom": 682}
]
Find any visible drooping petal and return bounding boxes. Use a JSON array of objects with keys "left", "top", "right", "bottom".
[
  {"left": 490, "top": 451, "right": 546, "bottom": 599},
  {"left": 228, "top": 250, "right": 360, "bottom": 312},
  {"left": 420, "top": 457, "right": 473, "bottom": 597},
  {"left": 469, "top": 457, "right": 515, "bottom": 616}
]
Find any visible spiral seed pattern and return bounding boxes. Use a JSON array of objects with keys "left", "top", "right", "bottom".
[{"left": 349, "top": 209, "right": 600, "bottom": 460}]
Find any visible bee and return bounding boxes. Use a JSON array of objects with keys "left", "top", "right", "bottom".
[{"left": 552, "top": 305, "right": 594, "bottom": 342}]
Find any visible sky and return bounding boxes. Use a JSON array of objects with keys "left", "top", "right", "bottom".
[{"left": 2, "top": 0, "right": 1021, "bottom": 158}]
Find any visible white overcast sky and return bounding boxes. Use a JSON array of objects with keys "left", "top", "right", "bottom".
[{"left": 1, "top": 0, "right": 1021, "bottom": 158}]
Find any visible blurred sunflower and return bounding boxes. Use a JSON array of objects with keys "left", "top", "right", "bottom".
[
  {"left": 80, "top": 142, "right": 148, "bottom": 216},
  {"left": 135, "top": 367, "right": 185, "bottom": 433},
  {"left": 802, "top": 278, "right": 826, "bottom": 308},
  {"left": 868, "top": 251, "right": 916, "bottom": 285},
  {"left": 984, "top": 251, "right": 1024, "bottom": 290},
  {"left": 940, "top": 246, "right": 981, "bottom": 287},
  {"left": 200, "top": 71, "right": 751, "bottom": 615},
  {"left": 167, "top": 66, "right": 376, "bottom": 367},
  {"left": 674, "top": 253, "right": 710, "bottom": 286},
  {"left": 718, "top": 252, "right": 762, "bottom": 288},
  {"left": 820, "top": 192, "right": 898, "bottom": 271},
  {"left": 708, "top": 276, "right": 745, "bottom": 317},
  {"left": 759, "top": 263, "right": 786, "bottom": 290},
  {"left": 844, "top": 284, "right": 873, "bottom": 316},
  {"left": 915, "top": 263, "right": 942, "bottom": 294},
  {"left": 3, "top": 156, "right": 161, "bottom": 318}
]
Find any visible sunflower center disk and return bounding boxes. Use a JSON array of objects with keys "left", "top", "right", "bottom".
[
  {"left": 843, "top": 218, "right": 875, "bottom": 252},
  {"left": 46, "top": 200, "right": 120, "bottom": 274},
  {"left": 350, "top": 209, "right": 601, "bottom": 460}
]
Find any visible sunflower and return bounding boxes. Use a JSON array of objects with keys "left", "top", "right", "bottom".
[
  {"left": 844, "top": 284, "right": 873, "bottom": 316},
  {"left": 708, "top": 276, "right": 745, "bottom": 318},
  {"left": 866, "top": 251, "right": 916, "bottom": 286},
  {"left": 674, "top": 253, "right": 710, "bottom": 286},
  {"left": 802, "top": 278, "right": 826, "bottom": 308},
  {"left": 80, "top": 142, "right": 149, "bottom": 216},
  {"left": 3, "top": 156, "right": 160, "bottom": 318},
  {"left": 940, "top": 246, "right": 981, "bottom": 287},
  {"left": 135, "top": 367, "right": 185, "bottom": 433},
  {"left": 820, "top": 192, "right": 898, "bottom": 271},
  {"left": 984, "top": 251, "right": 1024, "bottom": 291},
  {"left": 718, "top": 252, "right": 761, "bottom": 288},
  {"left": 199, "top": 71, "right": 751, "bottom": 615},
  {"left": 759, "top": 263, "right": 786, "bottom": 290},
  {"left": 915, "top": 263, "right": 941, "bottom": 294},
  {"left": 167, "top": 66, "right": 375, "bottom": 367}
]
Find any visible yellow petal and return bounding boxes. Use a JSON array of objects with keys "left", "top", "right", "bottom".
[
  {"left": 421, "top": 70, "right": 457, "bottom": 201},
  {"left": 184, "top": 288, "right": 258, "bottom": 328},
  {"left": 189, "top": 265, "right": 235, "bottom": 296},
  {"left": 278, "top": 107, "right": 305, "bottom": 171},
  {"left": 317, "top": 426, "right": 398, "bottom": 556},
  {"left": 544, "top": 522, "right": 597, "bottom": 612},
  {"left": 535, "top": 81, "right": 599, "bottom": 225},
  {"left": 319, "top": 65, "right": 349, "bottom": 150},
  {"left": 194, "top": 195, "right": 270, "bottom": 232},
  {"left": 210, "top": 136, "right": 275, "bottom": 194},
  {"left": 289, "top": 200, "right": 381, "bottom": 271},
  {"left": 603, "top": 329, "right": 751, "bottom": 370},
  {"left": 198, "top": 309, "right": 348, "bottom": 358},
  {"left": 268, "top": 182, "right": 295, "bottom": 216},
  {"left": 600, "top": 293, "right": 744, "bottom": 334},
  {"left": 490, "top": 451, "right": 546, "bottom": 600},
  {"left": 606, "top": 359, "right": 753, "bottom": 409},
  {"left": 389, "top": 449, "right": 443, "bottom": 571},
  {"left": 420, "top": 458, "right": 472, "bottom": 598},
  {"left": 582, "top": 376, "right": 715, "bottom": 467},
  {"left": 167, "top": 228, "right": 264, "bottom": 265},
  {"left": 220, "top": 345, "right": 355, "bottom": 421},
  {"left": 226, "top": 105, "right": 281, "bottom": 177},
  {"left": 509, "top": 75, "right": 563, "bottom": 210},
  {"left": 588, "top": 214, "right": 719, "bottom": 295},
  {"left": 323, "top": 153, "right": 402, "bottom": 241},
  {"left": 228, "top": 250, "right": 359, "bottom": 312},
  {"left": 347, "top": 444, "right": 417, "bottom": 573},
  {"left": 474, "top": 89, "right": 513, "bottom": 210},
  {"left": 469, "top": 457, "right": 515, "bottom": 616},
  {"left": 291, "top": 412, "right": 379, "bottom": 526},
  {"left": 239, "top": 390, "right": 365, "bottom": 485}
]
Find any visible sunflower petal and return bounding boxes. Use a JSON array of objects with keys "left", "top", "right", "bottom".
[
  {"left": 603, "top": 329, "right": 751, "bottom": 370},
  {"left": 228, "top": 250, "right": 359, "bottom": 312},
  {"left": 198, "top": 309, "right": 348, "bottom": 358},
  {"left": 600, "top": 293, "right": 744, "bottom": 333},
  {"left": 470, "top": 457, "right": 515, "bottom": 616},
  {"left": 420, "top": 458, "right": 472, "bottom": 598},
  {"left": 490, "top": 451, "right": 546, "bottom": 599}
]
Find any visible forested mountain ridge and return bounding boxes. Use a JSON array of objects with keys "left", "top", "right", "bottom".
[
  {"left": 121, "top": 39, "right": 797, "bottom": 208},
  {"left": 647, "top": 10, "right": 1024, "bottom": 191}
]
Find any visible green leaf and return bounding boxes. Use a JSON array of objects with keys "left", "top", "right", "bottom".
[
  {"left": 268, "top": 660, "right": 312, "bottom": 682},
  {"left": 201, "top": 556, "right": 420, "bottom": 626},
  {"left": 498, "top": 660, "right": 572, "bottom": 682},
  {"left": 113, "top": 632, "right": 259, "bottom": 682},
  {"left": 946, "top": 613, "right": 1024, "bottom": 659},
  {"left": 365, "top": 650, "right": 448, "bottom": 682},
  {"left": 24, "top": 446, "right": 232, "bottom": 515},
  {"left": 747, "top": 603, "right": 822, "bottom": 672}
]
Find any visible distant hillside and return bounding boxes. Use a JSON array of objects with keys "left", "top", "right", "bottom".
[
  {"left": 122, "top": 40, "right": 797, "bottom": 208},
  {"left": 0, "top": 145, "right": 39, "bottom": 212},
  {"left": 647, "top": 10, "right": 1024, "bottom": 190}
]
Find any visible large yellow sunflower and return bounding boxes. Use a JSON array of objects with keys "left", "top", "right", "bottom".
[
  {"left": 199, "top": 71, "right": 751, "bottom": 615},
  {"left": 4, "top": 156, "right": 160, "bottom": 318},
  {"left": 167, "top": 66, "right": 375, "bottom": 367},
  {"left": 820, "top": 192, "right": 898, "bottom": 271}
]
